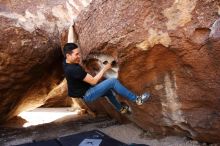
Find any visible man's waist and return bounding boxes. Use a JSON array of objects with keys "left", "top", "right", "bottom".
[{"left": 68, "top": 90, "right": 87, "bottom": 98}]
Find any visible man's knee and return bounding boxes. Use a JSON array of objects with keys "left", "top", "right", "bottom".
[
  {"left": 107, "top": 78, "right": 118, "bottom": 83},
  {"left": 104, "top": 78, "right": 118, "bottom": 87}
]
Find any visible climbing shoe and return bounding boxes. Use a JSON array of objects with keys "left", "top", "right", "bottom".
[
  {"left": 136, "top": 93, "right": 150, "bottom": 105},
  {"left": 119, "top": 105, "right": 129, "bottom": 114}
]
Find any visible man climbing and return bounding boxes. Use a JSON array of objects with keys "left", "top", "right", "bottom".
[{"left": 62, "top": 42, "right": 150, "bottom": 114}]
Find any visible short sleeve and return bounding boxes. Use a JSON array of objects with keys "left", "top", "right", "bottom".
[{"left": 70, "top": 65, "right": 87, "bottom": 80}]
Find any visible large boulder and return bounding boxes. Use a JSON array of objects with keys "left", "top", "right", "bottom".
[
  {"left": 0, "top": 0, "right": 92, "bottom": 123},
  {"left": 75, "top": 0, "right": 220, "bottom": 143}
]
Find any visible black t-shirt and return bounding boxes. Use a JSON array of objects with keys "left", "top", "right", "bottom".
[{"left": 63, "top": 60, "right": 91, "bottom": 97}]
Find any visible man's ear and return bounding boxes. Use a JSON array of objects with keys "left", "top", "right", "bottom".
[{"left": 66, "top": 54, "right": 70, "bottom": 59}]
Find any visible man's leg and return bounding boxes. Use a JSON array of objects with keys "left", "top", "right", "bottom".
[
  {"left": 83, "top": 78, "right": 137, "bottom": 103},
  {"left": 84, "top": 87, "right": 130, "bottom": 114},
  {"left": 103, "top": 90, "right": 122, "bottom": 111}
]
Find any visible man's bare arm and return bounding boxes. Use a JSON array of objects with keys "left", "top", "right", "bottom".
[{"left": 83, "top": 63, "right": 111, "bottom": 85}]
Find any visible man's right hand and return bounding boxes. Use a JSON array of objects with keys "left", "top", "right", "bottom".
[
  {"left": 83, "top": 62, "right": 111, "bottom": 85},
  {"left": 103, "top": 63, "right": 112, "bottom": 71}
]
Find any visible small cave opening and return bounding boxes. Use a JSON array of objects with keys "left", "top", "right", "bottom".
[{"left": 17, "top": 98, "right": 86, "bottom": 128}]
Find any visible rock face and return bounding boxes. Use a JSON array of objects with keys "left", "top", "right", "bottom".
[
  {"left": 1, "top": 0, "right": 220, "bottom": 143},
  {"left": 0, "top": 0, "right": 92, "bottom": 123},
  {"left": 75, "top": 0, "right": 220, "bottom": 143}
]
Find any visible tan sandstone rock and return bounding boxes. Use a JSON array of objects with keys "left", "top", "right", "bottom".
[
  {"left": 0, "top": 0, "right": 92, "bottom": 123},
  {"left": 74, "top": 0, "right": 220, "bottom": 143}
]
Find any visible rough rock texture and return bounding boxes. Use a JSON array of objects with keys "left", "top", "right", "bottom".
[
  {"left": 0, "top": 0, "right": 92, "bottom": 123},
  {"left": 75, "top": 0, "right": 220, "bottom": 143}
]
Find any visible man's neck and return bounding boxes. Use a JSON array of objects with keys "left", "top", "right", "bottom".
[{"left": 66, "top": 59, "right": 71, "bottom": 64}]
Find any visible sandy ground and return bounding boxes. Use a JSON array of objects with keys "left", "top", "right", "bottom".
[
  {"left": 77, "top": 120, "right": 205, "bottom": 146},
  {"left": 0, "top": 108, "right": 217, "bottom": 146}
]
